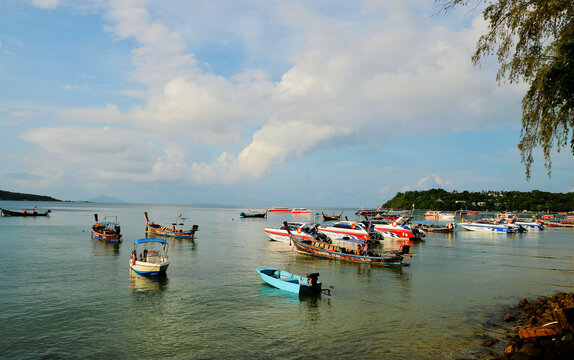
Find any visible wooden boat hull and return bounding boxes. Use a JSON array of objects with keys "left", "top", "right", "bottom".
[
  {"left": 537, "top": 220, "right": 574, "bottom": 228},
  {"left": 290, "top": 235, "right": 408, "bottom": 266},
  {"left": 1, "top": 209, "right": 50, "bottom": 217},
  {"left": 240, "top": 211, "right": 267, "bottom": 218},
  {"left": 91, "top": 228, "right": 122, "bottom": 242},
  {"left": 321, "top": 211, "right": 343, "bottom": 221},
  {"left": 257, "top": 267, "right": 321, "bottom": 295},
  {"left": 144, "top": 212, "right": 199, "bottom": 239}
]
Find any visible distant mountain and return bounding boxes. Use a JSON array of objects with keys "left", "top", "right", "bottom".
[
  {"left": 0, "top": 190, "right": 61, "bottom": 202},
  {"left": 88, "top": 196, "right": 125, "bottom": 203}
]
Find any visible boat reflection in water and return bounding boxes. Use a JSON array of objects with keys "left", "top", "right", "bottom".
[
  {"left": 91, "top": 237, "right": 120, "bottom": 256},
  {"left": 129, "top": 271, "right": 169, "bottom": 293}
]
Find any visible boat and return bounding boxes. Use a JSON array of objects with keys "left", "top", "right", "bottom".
[
  {"left": 414, "top": 222, "right": 455, "bottom": 233},
  {"left": 130, "top": 238, "right": 169, "bottom": 276},
  {"left": 317, "top": 221, "right": 372, "bottom": 242},
  {"left": 536, "top": 219, "right": 574, "bottom": 228},
  {"left": 144, "top": 212, "right": 199, "bottom": 239},
  {"left": 1, "top": 207, "right": 51, "bottom": 217},
  {"left": 367, "top": 217, "right": 426, "bottom": 239},
  {"left": 287, "top": 226, "right": 410, "bottom": 266},
  {"left": 268, "top": 207, "right": 292, "bottom": 213},
  {"left": 510, "top": 219, "right": 545, "bottom": 231},
  {"left": 256, "top": 267, "right": 322, "bottom": 295},
  {"left": 320, "top": 211, "right": 343, "bottom": 221},
  {"left": 457, "top": 218, "right": 518, "bottom": 233},
  {"left": 291, "top": 208, "right": 312, "bottom": 215},
  {"left": 424, "top": 211, "right": 455, "bottom": 219},
  {"left": 91, "top": 214, "right": 122, "bottom": 242},
  {"left": 263, "top": 222, "right": 317, "bottom": 243},
  {"left": 239, "top": 210, "right": 267, "bottom": 218}
]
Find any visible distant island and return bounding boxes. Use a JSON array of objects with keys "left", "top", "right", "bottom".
[
  {"left": 0, "top": 190, "right": 61, "bottom": 202},
  {"left": 383, "top": 189, "right": 574, "bottom": 213}
]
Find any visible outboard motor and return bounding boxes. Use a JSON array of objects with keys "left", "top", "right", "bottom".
[
  {"left": 399, "top": 245, "right": 410, "bottom": 254},
  {"left": 307, "top": 273, "right": 320, "bottom": 295}
]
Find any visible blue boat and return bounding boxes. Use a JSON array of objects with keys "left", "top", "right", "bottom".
[{"left": 256, "top": 267, "right": 321, "bottom": 295}]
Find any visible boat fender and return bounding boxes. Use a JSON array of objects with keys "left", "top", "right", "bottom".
[
  {"left": 392, "top": 221, "right": 397, "bottom": 227},
  {"left": 297, "top": 227, "right": 302, "bottom": 234},
  {"left": 351, "top": 223, "right": 356, "bottom": 229}
]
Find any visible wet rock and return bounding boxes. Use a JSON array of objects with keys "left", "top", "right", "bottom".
[
  {"left": 504, "top": 313, "right": 515, "bottom": 322},
  {"left": 518, "top": 298, "right": 529, "bottom": 307}
]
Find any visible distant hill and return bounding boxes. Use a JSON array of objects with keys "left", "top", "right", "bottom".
[
  {"left": 383, "top": 189, "right": 574, "bottom": 212},
  {"left": 0, "top": 190, "right": 61, "bottom": 202},
  {"left": 87, "top": 196, "right": 125, "bottom": 203}
]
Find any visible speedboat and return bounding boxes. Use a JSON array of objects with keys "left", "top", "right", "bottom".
[
  {"left": 268, "top": 207, "right": 292, "bottom": 213},
  {"left": 457, "top": 218, "right": 518, "bottom": 233},
  {"left": 130, "top": 238, "right": 170, "bottom": 276},
  {"left": 367, "top": 217, "right": 426, "bottom": 239},
  {"left": 91, "top": 214, "right": 122, "bottom": 242},
  {"left": 317, "top": 221, "right": 371, "bottom": 241},
  {"left": 291, "top": 208, "right": 312, "bottom": 215},
  {"left": 263, "top": 222, "right": 316, "bottom": 243}
]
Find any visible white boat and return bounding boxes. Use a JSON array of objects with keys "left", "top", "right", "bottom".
[
  {"left": 424, "top": 211, "right": 454, "bottom": 219},
  {"left": 457, "top": 219, "right": 517, "bottom": 233},
  {"left": 291, "top": 208, "right": 312, "bottom": 215},
  {"left": 317, "top": 221, "right": 371, "bottom": 241},
  {"left": 367, "top": 217, "right": 426, "bottom": 239},
  {"left": 263, "top": 222, "right": 316, "bottom": 243},
  {"left": 511, "top": 220, "right": 545, "bottom": 231},
  {"left": 130, "top": 238, "right": 170, "bottom": 276}
]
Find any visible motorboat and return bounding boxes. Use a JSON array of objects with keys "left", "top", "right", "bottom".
[
  {"left": 291, "top": 208, "right": 312, "bottom": 215},
  {"left": 268, "top": 207, "right": 292, "bottom": 213},
  {"left": 263, "top": 222, "right": 317, "bottom": 243},
  {"left": 367, "top": 217, "right": 426, "bottom": 239},
  {"left": 317, "top": 221, "right": 371, "bottom": 242},
  {"left": 457, "top": 218, "right": 519, "bottom": 233},
  {"left": 1, "top": 207, "right": 51, "bottom": 217},
  {"left": 130, "top": 238, "right": 170, "bottom": 276}
]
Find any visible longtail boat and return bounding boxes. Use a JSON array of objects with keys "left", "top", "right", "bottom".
[
  {"left": 1, "top": 207, "right": 51, "bottom": 217},
  {"left": 321, "top": 211, "right": 343, "bottom": 221},
  {"left": 257, "top": 267, "right": 322, "bottom": 295},
  {"left": 537, "top": 219, "right": 574, "bottom": 228},
  {"left": 414, "top": 222, "right": 454, "bottom": 233},
  {"left": 284, "top": 223, "right": 409, "bottom": 266},
  {"left": 91, "top": 214, "right": 122, "bottom": 242},
  {"left": 239, "top": 210, "right": 267, "bottom": 218},
  {"left": 144, "top": 212, "right": 199, "bottom": 239}
]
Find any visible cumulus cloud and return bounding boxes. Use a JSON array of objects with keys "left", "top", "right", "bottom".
[
  {"left": 403, "top": 174, "right": 454, "bottom": 191},
  {"left": 20, "top": 0, "right": 522, "bottom": 185}
]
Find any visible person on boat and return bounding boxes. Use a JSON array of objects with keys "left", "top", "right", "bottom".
[{"left": 131, "top": 251, "right": 136, "bottom": 265}]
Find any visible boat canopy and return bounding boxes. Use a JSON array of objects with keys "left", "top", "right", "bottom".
[{"left": 135, "top": 238, "right": 167, "bottom": 245}]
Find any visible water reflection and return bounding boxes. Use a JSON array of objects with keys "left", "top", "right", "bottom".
[
  {"left": 129, "top": 271, "right": 169, "bottom": 293},
  {"left": 91, "top": 237, "right": 121, "bottom": 256}
]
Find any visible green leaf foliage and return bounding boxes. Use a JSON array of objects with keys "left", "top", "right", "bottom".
[{"left": 437, "top": 0, "right": 574, "bottom": 179}]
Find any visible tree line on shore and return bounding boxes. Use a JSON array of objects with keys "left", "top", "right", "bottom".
[
  {"left": 383, "top": 189, "right": 574, "bottom": 213},
  {"left": 0, "top": 190, "right": 61, "bottom": 202}
]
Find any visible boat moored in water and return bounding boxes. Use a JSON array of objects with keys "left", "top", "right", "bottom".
[
  {"left": 144, "top": 212, "right": 199, "bottom": 239},
  {"left": 268, "top": 207, "right": 292, "bottom": 213},
  {"left": 257, "top": 267, "right": 322, "bottom": 295},
  {"left": 239, "top": 210, "right": 267, "bottom": 218},
  {"left": 1, "top": 207, "right": 51, "bottom": 217},
  {"left": 91, "top": 214, "right": 122, "bottom": 242},
  {"left": 263, "top": 222, "right": 317, "bottom": 243},
  {"left": 291, "top": 208, "right": 312, "bottom": 215},
  {"left": 130, "top": 238, "right": 170, "bottom": 276},
  {"left": 320, "top": 211, "right": 343, "bottom": 221}
]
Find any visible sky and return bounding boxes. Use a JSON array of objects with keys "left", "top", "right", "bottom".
[{"left": 0, "top": 0, "right": 572, "bottom": 207}]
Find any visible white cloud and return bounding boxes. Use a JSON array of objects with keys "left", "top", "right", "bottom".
[
  {"left": 20, "top": 0, "right": 524, "bottom": 185},
  {"left": 403, "top": 174, "right": 454, "bottom": 191}
]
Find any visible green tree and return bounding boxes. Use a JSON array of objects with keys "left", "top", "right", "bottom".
[{"left": 438, "top": 0, "right": 574, "bottom": 179}]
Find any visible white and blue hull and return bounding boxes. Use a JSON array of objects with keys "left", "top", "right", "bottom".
[
  {"left": 514, "top": 222, "right": 544, "bottom": 231},
  {"left": 458, "top": 222, "right": 514, "bottom": 233}
]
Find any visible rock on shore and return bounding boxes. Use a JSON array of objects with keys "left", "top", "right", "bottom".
[{"left": 487, "top": 292, "right": 574, "bottom": 359}]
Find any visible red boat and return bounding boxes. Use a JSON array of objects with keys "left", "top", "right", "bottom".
[{"left": 268, "top": 207, "right": 291, "bottom": 213}]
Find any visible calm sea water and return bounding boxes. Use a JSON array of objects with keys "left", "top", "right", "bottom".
[{"left": 1, "top": 201, "right": 573, "bottom": 359}]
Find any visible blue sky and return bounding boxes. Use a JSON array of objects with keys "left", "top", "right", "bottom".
[{"left": 0, "top": 0, "right": 572, "bottom": 207}]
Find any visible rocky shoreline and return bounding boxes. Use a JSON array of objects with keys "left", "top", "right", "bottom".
[{"left": 481, "top": 292, "right": 574, "bottom": 359}]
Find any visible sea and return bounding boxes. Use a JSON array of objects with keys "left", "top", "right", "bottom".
[{"left": 1, "top": 201, "right": 573, "bottom": 359}]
